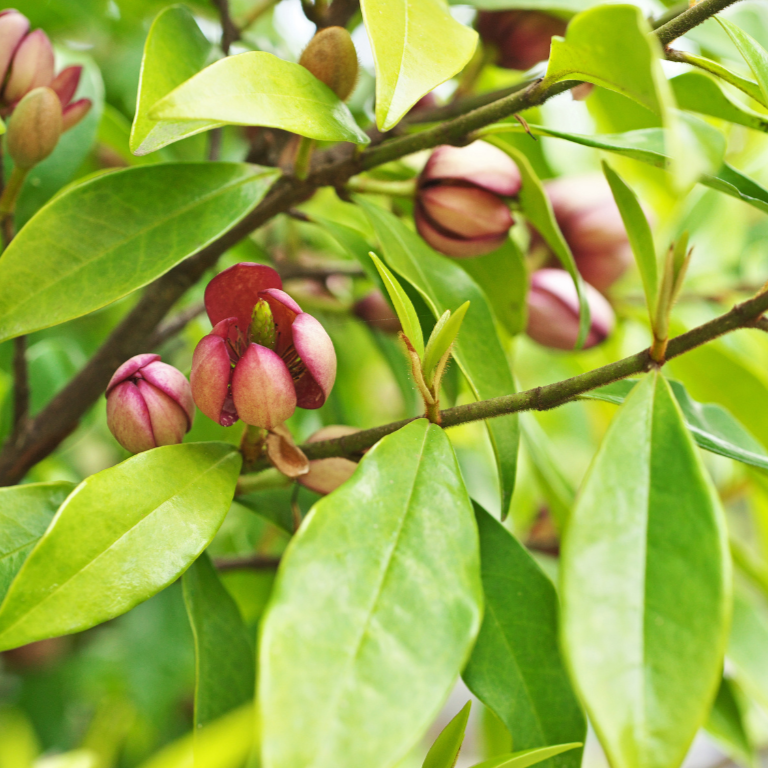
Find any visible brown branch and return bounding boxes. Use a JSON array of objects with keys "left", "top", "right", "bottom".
[
  {"left": 322, "top": 0, "right": 359, "bottom": 28},
  {"left": 211, "top": 0, "right": 240, "bottom": 54},
  {"left": 146, "top": 302, "right": 206, "bottom": 349},
  {"left": 0, "top": 0, "right": 745, "bottom": 486},
  {"left": 655, "top": 0, "right": 741, "bottom": 46},
  {"left": 214, "top": 554, "right": 282, "bottom": 571},
  {"left": 12, "top": 336, "right": 29, "bottom": 435}
]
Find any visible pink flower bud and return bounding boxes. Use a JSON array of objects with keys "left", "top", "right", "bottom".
[
  {"left": 106, "top": 354, "right": 195, "bottom": 454},
  {"left": 526, "top": 269, "right": 615, "bottom": 350},
  {"left": 6, "top": 87, "right": 62, "bottom": 170},
  {"left": 191, "top": 264, "right": 337, "bottom": 429},
  {"left": 353, "top": 290, "right": 402, "bottom": 334},
  {"left": 477, "top": 11, "right": 567, "bottom": 71},
  {"left": 416, "top": 141, "right": 521, "bottom": 258},
  {"left": 3, "top": 28, "right": 54, "bottom": 104},
  {"left": 0, "top": 10, "right": 30, "bottom": 91},
  {"left": 298, "top": 425, "right": 360, "bottom": 495}
]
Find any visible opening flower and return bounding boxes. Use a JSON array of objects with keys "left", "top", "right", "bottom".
[{"left": 191, "top": 263, "right": 337, "bottom": 430}]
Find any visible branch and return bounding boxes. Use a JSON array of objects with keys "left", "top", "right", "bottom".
[
  {"left": 214, "top": 554, "right": 282, "bottom": 571},
  {"left": 0, "top": 0, "right": 744, "bottom": 486},
  {"left": 211, "top": 0, "right": 240, "bottom": 55},
  {"left": 655, "top": 0, "right": 740, "bottom": 46}
]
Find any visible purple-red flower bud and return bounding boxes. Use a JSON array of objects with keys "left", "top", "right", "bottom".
[
  {"left": 3, "top": 28, "right": 54, "bottom": 105},
  {"left": 416, "top": 141, "right": 521, "bottom": 258},
  {"left": 0, "top": 10, "right": 30, "bottom": 90},
  {"left": 298, "top": 425, "right": 360, "bottom": 495},
  {"left": 526, "top": 269, "right": 615, "bottom": 350},
  {"left": 106, "top": 354, "right": 195, "bottom": 454},
  {"left": 191, "top": 263, "right": 337, "bottom": 430},
  {"left": 477, "top": 11, "right": 567, "bottom": 71},
  {"left": 353, "top": 290, "right": 402, "bottom": 335}
]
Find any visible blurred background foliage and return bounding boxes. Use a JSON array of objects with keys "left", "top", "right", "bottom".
[{"left": 4, "top": 0, "right": 768, "bottom": 766}]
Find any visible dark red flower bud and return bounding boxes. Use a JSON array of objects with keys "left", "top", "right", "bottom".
[
  {"left": 477, "top": 11, "right": 567, "bottom": 71},
  {"left": 0, "top": 10, "right": 30, "bottom": 89},
  {"left": 416, "top": 141, "right": 521, "bottom": 258},
  {"left": 526, "top": 269, "right": 615, "bottom": 350}
]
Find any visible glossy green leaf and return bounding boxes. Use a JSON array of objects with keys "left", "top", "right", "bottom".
[
  {"left": 130, "top": 5, "right": 219, "bottom": 156},
  {"left": 470, "top": 743, "right": 583, "bottom": 768},
  {"left": 0, "top": 163, "right": 280, "bottom": 342},
  {"left": 602, "top": 161, "right": 657, "bottom": 314},
  {"left": 587, "top": 378, "right": 768, "bottom": 471},
  {"left": 150, "top": 53, "right": 369, "bottom": 145},
  {"left": 463, "top": 504, "right": 585, "bottom": 768},
  {"left": 561, "top": 372, "right": 730, "bottom": 768},
  {"left": 705, "top": 163, "right": 768, "bottom": 215},
  {"left": 422, "top": 701, "right": 471, "bottom": 768},
  {"left": 671, "top": 71, "right": 768, "bottom": 133},
  {"left": 718, "top": 18, "right": 768, "bottom": 104},
  {"left": 0, "top": 443, "right": 242, "bottom": 651},
  {"left": 484, "top": 138, "right": 589, "bottom": 347},
  {"left": 704, "top": 676, "right": 754, "bottom": 768},
  {"left": 259, "top": 419, "right": 483, "bottom": 768},
  {"left": 360, "top": 0, "right": 478, "bottom": 131},
  {"left": 370, "top": 251, "right": 424, "bottom": 358},
  {"left": 464, "top": 0, "right": 594, "bottom": 11},
  {"left": 679, "top": 53, "right": 766, "bottom": 107},
  {"left": 182, "top": 551, "right": 254, "bottom": 728},
  {"left": 423, "top": 301, "right": 469, "bottom": 387},
  {"left": 0, "top": 482, "right": 74, "bottom": 604},
  {"left": 728, "top": 591, "right": 768, "bottom": 712},
  {"left": 358, "top": 199, "right": 519, "bottom": 517}
]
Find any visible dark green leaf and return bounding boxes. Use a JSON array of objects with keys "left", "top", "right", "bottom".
[
  {"left": 561, "top": 373, "right": 730, "bottom": 768},
  {"left": 0, "top": 443, "right": 242, "bottom": 650},
  {"left": 0, "top": 163, "right": 280, "bottom": 342},
  {"left": 704, "top": 676, "right": 754, "bottom": 768},
  {"left": 182, "top": 552, "right": 254, "bottom": 728},
  {"left": 259, "top": 420, "right": 483, "bottom": 768},
  {"left": 422, "top": 701, "right": 471, "bottom": 768},
  {"left": 463, "top": 504, "right": 585, "bottom": 768},
  {"left": 358, "top": 199, "right": 519, "bottom": 517}
]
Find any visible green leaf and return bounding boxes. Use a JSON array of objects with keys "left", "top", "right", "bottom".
[
  {"left": 130, "top": 5, "right": 219, "bottom": 156},
  {"left": 678, "top": 53, "right": 766, "bottom": 107},
  {"left": 469, "top": 744, "right": 583, "bottom": 768},
  {"left": 718, "top": 18, "right": 768, "bottom": 105},
  {"left": 360, "top": 0, "right": 478, "bottom": 131},
  {"left": 259, "top": 420, "right": 483, "bottom": 768},
  {"left": 561, "top": 373, "right": 730, "bottom": 768},
  {"left": 728, "top": 591, "right": 768, "bottom": 712},
  {"left": 370, "top": 251, "right": 424, "bottom": 358},
  {"left": 484, "top": 138, "right": 589, "bottom": 348},
  {"left": 671, "top": 71, "right": 768, "bottom": 133},
  {"left": 0, "top": 443, "right": 242, "bottom": 651},
  {"left": 705, "top": 163, "right": 768, "bottom": 214},
  {"left": 463, "top": 0, "right": 594, "bottom": 11},
  {"left": 149, "top": 53, "right": 370, "bottom": 145},
  {"left": 0, "top": 482, "right": 74, "bottom": 604},
  {"left": 0, "top": 163, "right": 280, "bottom": 342},
  {"left": 463, "top": 504, "right": 585, "bottom": 768},
  {"left": 0, "top": 116, "right": 4, "bottom": 135},
  {"left": 357, "top": 199, "right": 519, "bottom": 517},
  {"left": 602, "top": 161, "right": 657, "bottom": 314},
  {"left": 704, "top": 676, "right": 754, "bottom": 768},
  {"left": 182, "top": 552, "right": 254, "bottom": 728},
  {"left": 422, "top": 701, "right": 471, "bottom": 768},
  {"left": 587, "top": 378, "right": 768, "bottom": 471},
  {"left": 423, "top": 301, "right": 469, "bottom": 387}
]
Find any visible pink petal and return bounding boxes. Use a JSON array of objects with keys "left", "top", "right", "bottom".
[
  {"left": 291, "top": 313, "right": 336, "bottom": 409},
  {"left": 191, "top": 335, "right": 236, "bottom": 426},
  {"left": 204, "top": 262, "right": 283, "bottom": 329},
  {"left": 0, "top": 11, "right": 29, "bottom": 91},
  {"left": 232, "top": 344, "right": 296, "bottom": 429},
  {"left": 106, "top": 353, "right": 160, "bottom": 394},
  {"left": 136, "top": 380, "right": 188, "bottom": 446},
  {"left": 141, "top": 361, "right": 195, "bottom": 428},
  {"left": 49, "top": 65, "right": 82, "bottom": 106},
  {"left": 4, "top": 29, "right": 54, "bottom": 103},
  {"left": 106, "top": 381, "right": 156, "bottom": 454},
  {"left": 420, "top": 185, "right": 513, "bottom": 239},
  {"left": 259, "top": 287, "right": 301, "bottom": 357},
  {"left": 415, "top": 205, "right": 508, "bottom": 258},
  {"left": 61, "top": 98, "right": 91, "bottom": 132}
]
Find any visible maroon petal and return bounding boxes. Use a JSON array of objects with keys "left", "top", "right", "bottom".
[
  {"left": 61, "top": 98, "right": 91, "bottom": 132},
  {"left": 259, "top": 287, "right": 301, "bottom": 357},
  {"left": 291, "top": 313, "right": 336, "bottom": 409},
  {"left": 0, "top": 11, "right": 29, "bottom": 92},
  {"left": 106, "top": 353, "right": 160, "bottom": 394},
  {"left": 136, "top": 380, "right": 189, "bottom": 446},
  {"left": 4, "top": 29, "right": 54, "bottom": 103},
  {"left": 191, "top": 334, "right": 236, "bottom": 426},
  {"left": 141, "top": 360, "right": 195, "bottom": 428},
  {"left": 49, "top": 65, "right": 82, "bottom": 107},
  {"left": 106, "top": 381, "right": 156, "bottom": 453},
  {"left": 204, "top": 263, "right": 283, "bottom": 329},
  {"left": 232, "top": 344, "right": 296, "bottom": 429}
]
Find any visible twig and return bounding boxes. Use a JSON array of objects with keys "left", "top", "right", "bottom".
[
  {"left": 147, "top": 302, "right": 206, "bottom": 348},
  {"left": 322, "top": 0, "right": 359, "bottom": 28},
  {"left": 12, "top": 336, "right": 29, "bottom": 435},
  {"left": 214, "top": 554, "right": 282, "bottom": 571},
  {"left": 655, "top": 0, "right": 741, "bottom": 46},
  {"left": 211, "top": 0, "right": 240, "bottom": 54}
]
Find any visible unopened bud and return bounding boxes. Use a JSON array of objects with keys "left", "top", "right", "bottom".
[
  {"left": 299, "top": 26, "right": 359, "bottom": 102},
  {"left": 477, "top": 11, "right": 566, "bottom": 71},
  {"left": 3, "top": 28, "right": 54, "bottom": 104},
  {"left": 0, "top": 10, "right": 30, "bottom": 90},
  {"left": 7, "top": 87, "right": 62, "bottom": 169}
]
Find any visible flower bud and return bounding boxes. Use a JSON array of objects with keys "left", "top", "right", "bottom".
[
  {"left": 0, "top": 10, "right": 30, "bottom": 90},
  {"left": 299, "top": 26, "right": 359, "bottom": 102},
  {"left": 3, "top": 28, "right": 54, "bottom": 104},
  {"left": 50, "top": 65, "right": 91, "bottom": 132},
  {"left": 477, "top": 11, "right": 567, "bottom": 71},
  {"left": 106, "top": 354, "right": 195, "bottom": 454},
  {"left": 6, "top": 87, "right": 62, "bottom": 170},
  {"left": 416, "top": 141, "right": 521, "bottom": 258},
  {"left": 353, "top": 290, "right": 402, "bottom": 335},
  {"left": 526, "top": 269, "right": 615, "bottom": 350},
  {"left": 298, "top": 425, "right": 360, "bottom": 495}
]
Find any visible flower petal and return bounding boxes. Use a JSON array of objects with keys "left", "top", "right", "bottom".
[
  {"left": 420, "top": 185, "right": 513, "bottom": 239},
  {"left": 136, "top": 380, "right": 188, "bottom": 446},
  {"left": 291, "top": 313, "right": 336, "bottom": 409},
  {"left": 415, "top": 204, "right": 508, "bottom": 258},
  {"left": 61, "top": 98, "right": 91, "bottom": 132},
  {"left": 106, "top": 381, "right": 156, "bottom": 454},
  {"left": 49, "top": 65, "right": 82, "bottom": 107},
  {"left": 106, "top": 353, "right": 160, "bottom": 394},
  {"left": 141, "top": 361, "right": 195, "bottom": 428},
  {"left": 204, "top": 262, "right": 282, "bottom": 329},
  {"left": 299, "top": 425, "right": 361, "bottom": 495},
  {"left": 191, "top": 334, "right": 236, "bottom": 426},
  {"left": 260, "top": 287, "right": 301, "bottom": 357},
  {"left": 4, "top": 29, "right": 54, "bottom": 103},
  {"left": 232, "top": 344, "right": 296, "bottom": 429},
  {"left": 0, "top": 11, "right": 30, "bottom": 91}
]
